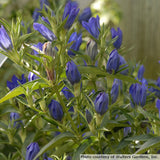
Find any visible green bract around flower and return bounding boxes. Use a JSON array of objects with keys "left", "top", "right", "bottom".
[
  {"left": 33, "top": 23, "right": 56, "bottom": 41},
  {"left": 0, "top": 25, "right": 13, "bottom": 51},
  {"left": 66, "top": 61, "right": 81, "bottom": 85}
]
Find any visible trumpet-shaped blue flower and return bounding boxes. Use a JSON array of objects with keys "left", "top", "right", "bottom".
[
  {"left": 0, "top": 25, "right": 13, "bottom": 50},
  {"left": 82, "top": 15, "right": 100, "bottom": 39},
  {"left": 106, "top": 49, "right": 119, "bottom": 74},
  {"left": 129, "top": 83, "right": 147, "bottom": 107},
  {"left": 7, "top": 74, "right": 26, "bottom": 90},
  {"left": 111, "top": 27, "right": 122, "bottom": 49},
  {"left": 33, "top": 23, "right": 56, "bottom": 41},
  {"left": 68, "top": 32, "right": 82, "bottom": 56},
  {"left": 61, "top": 86, "right": 74, "bottom": 100},
  {"left": 111, "top": 79, "right": 119, "bottom": 104},
  {"left": 26, "top": 142, "right": 40, "bottom": 160},
  {"left": 138, "top": 65, "right": 145, "bottom": 80},
  {"left": 48, "top": 100, "right": 63, "bottom": 121},
  {"left": 94, "top": 92, "right": 109, "bottom": 115},
  {"left": 66, "top": 61, "right": 81, "bottom": 85},
  {"left": 62, "top": 1, "right": 80, "bottom": 29},
  {"left": 79, "top": 7, "right": 92, "bottom": 24},
  {"left": 10, "top": 112, "right": 22, "bottom": 128}
]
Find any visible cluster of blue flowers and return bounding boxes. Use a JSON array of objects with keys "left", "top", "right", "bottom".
[{"left": 1, "top": 0, "right": 160, "bottom": 158}]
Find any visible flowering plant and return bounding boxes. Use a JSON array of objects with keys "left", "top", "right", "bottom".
[{"left": 0, "top": 0, "right": 160, "bottom": 159}]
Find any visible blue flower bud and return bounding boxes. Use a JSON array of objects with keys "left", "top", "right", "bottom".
[
  {"left": 62, "top": 1, "right": 80, "bottom": 29},
  {"left": 82, "top": 15, "right": 100, "bottom": 39},
  {"left": 41, "top": 16, "right": 50, "bottom": 25},
  {"left": 28, "top": 72, "right": 40, "bottom": 81},
  {"left": 106, "top": 49, "right": 119, "bottom": 74},
  {"left": 48, "top": 100, "right": 63, "bottom": 121},
  {"left": 79, "top": 7, "right": 92, "bottom": 24},
  {"left": 111, "top": 27, "right": 122, "bottom": 49},
  {"left": 86, "top": 109, "right": 92, "bottom": 124},
  {"left": 129, "top": 83, "right": 147, "bottom": 107},
  {"left": 32, "top": 8, "right": 41, "bottom": 22},
  {"left": 68, "top": 32, "right": 82, "bottom": 56},
  {"left": 87, "top": 39, "right": 98, "bottom": 61},
  {"left": 118, "top": 55, "right": 128, "bottom": 75},
  {"left": 33, "top": 23, "right": 56, "bottom": 41},
  {"left": 111, "top": 79, "right": 119, "bottom": 104},
  {"left": 0, "top": 25, "right": 13, "bottom": 51},
  {"left": 43, "top": 153, "right": 53, "bottom": 160},
  {"left": 138, "top": 65, "right": 145, "bottom": 80},
  {"left": 25, "top": 142, "right": 40, "bottom": 160},
  {"left": 7, "top": 74, "right": 26, "bottom": 90},
  {"left": 66, "top": 61, "right": 81, "bottom": 85},
  {"left": 61, "top": 87, "right": 74, "bottom": 100},
  {"left": 10, "top": 112, "right": 21, "bottom": 128},
  {"left": 94, "top": 92, "right": 109, "bottom": 115}
]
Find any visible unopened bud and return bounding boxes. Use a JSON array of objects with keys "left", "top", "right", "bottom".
[{"left": 87, "top": 40, "right": 98, "bottom": 61}]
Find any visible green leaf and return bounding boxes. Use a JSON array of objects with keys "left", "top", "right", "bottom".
[
  {"left": 72, "top": 137, "right": 97, "bottom": 160},
  {"left": 0, "top": 79, "right": 49, "bottom": 104},
  {"left": 125, "top": 134, "right": 154, "bottom": 142},
  {"left": 78, "top": 66, "right": 139, "bottom": 84},
  {"left": 115, "top": 139, "right": 131, "bottom": 152},
  {"left": 33, "top": 132, "right": 75, "bottom": 160},
  {"left": 135, "top": 136, "right": 160, "bottom": 154}
]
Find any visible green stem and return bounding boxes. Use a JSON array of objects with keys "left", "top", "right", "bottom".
[{"left": 54, "top": 84, "right": 79, "bottom": 135}]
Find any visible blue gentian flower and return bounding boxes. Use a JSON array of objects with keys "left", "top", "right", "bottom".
[
  {"left": 68, "top": 32, "right": 82, "bottom": 56},
  {"left": 106, "top": 49, "right": 119, "bottom": 74},
  {"left": 28, "top": 72, "right": 40, "bottom": 81},
  {"left": 62, "top": 1, "right": 80, "bottom": 29},
  {"left": 124, "top": 126, "right": 131, "bottom": 137},
  {"left": 79, "top": 7, "right": 92, "bottom": 24},
  {"left": 111, "top": 27, "right": 122, "bottom": 49},
  {"left": 129, "top": 83, "right": 147, "bottom": 107},
  {"left": 61, "top": 86, "right": 74, "bottom": 100},
  {"left": 43, "top": 153, "right": 53, "bottom": 160},
  {"left": 94, "top": 92, "right": 109, "bottom": 115},
  {"left": 10, "top": 112, "right": 22, "bottom": 128},
  {"left": 82, "top": 15, "right": 100, "bottom": 39},
  {"left": 118, "top": 55, "right": 128, "bottom": 75},
  {"left": 48, "top": 100, "right": 63, "bottom": 121},
  {"left": 66, "top": 61, "right": 81, "bottom": 85},
  {"left": 33, "top": 23, "right": 56, "bottom": 41},
  {"left": 138, "top": 65, "right": 145, "bottom": 80},
  {"left": 111, "top": 79, "right": 119, "bottom": 104},
  {"left": 7, "top": 74, "right": 26, "bottom": 90},
  {"left": 156, "top": 99, "right": 160, "bottom": 119},
  {"left": 41, "top": 16, "right": 51, "bottom": 25},
  {"left": 87, "top": 39, "right": 98, "bottom": 61},
  {"left": 0, "top": 25, "right": 13, "bottom": 51},
  {"left": 86, "top": 109, "right": 92, "bottom": 123},
  {"left": 32, "top": 8, "right": 42, "bottom": 22},
  {"left": 26, "top": 142, "right": 40, "bottom": 160}
]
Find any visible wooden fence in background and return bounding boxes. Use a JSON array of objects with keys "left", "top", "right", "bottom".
[{"left": 114, "top": 0, "right": 160, "bottom": 79}]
